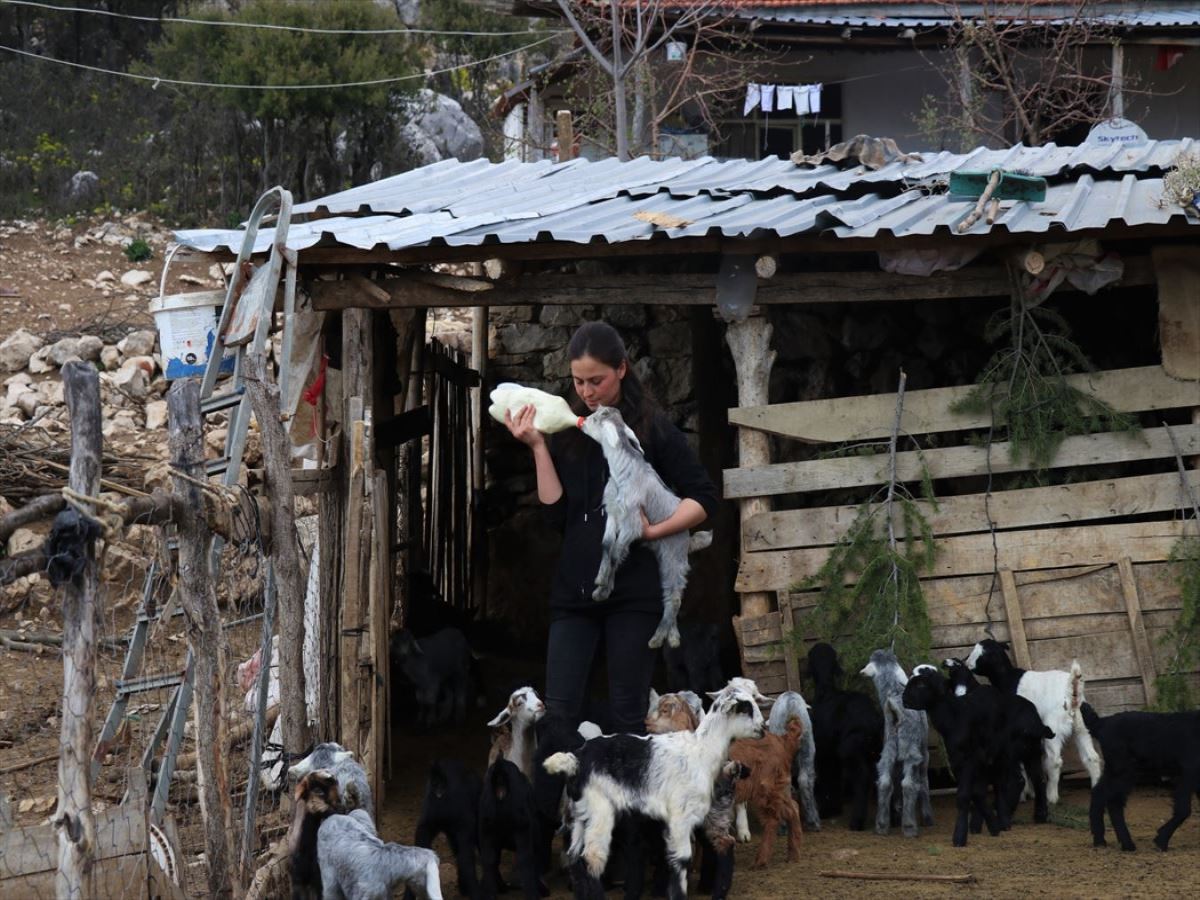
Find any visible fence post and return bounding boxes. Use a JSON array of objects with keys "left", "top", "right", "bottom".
[
  {"left": 56, "top": 360, "right": 101, "bottom": 900},
  {"left": 167, "top": 379, "right": 234, "bottom": 899}
]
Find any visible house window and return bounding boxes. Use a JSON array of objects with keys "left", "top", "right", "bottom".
[{"left": 712, "top": 83, "right": 843, "bottom": 160}]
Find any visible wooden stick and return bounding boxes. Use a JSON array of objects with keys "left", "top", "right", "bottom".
[
  {"left": 56, "top": 360, "right": 101, "bottom": 898},
  {"left": 40, "top": 458, "right": 149, "bottom": 498},
  {"left": 957, "top": 169, "right": 1002, "bottom": 233},
  {"left": 0, "top": 752, "right": 60, "bottom": 776},
  {"left": 820, "top": 870, "right": 976, "bottom": 884},
  {"left": 168, "top": 379, "right": 235, "bottom": 900}
]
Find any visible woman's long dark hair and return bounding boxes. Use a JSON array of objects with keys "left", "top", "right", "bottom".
[{"left": 565, "top": 321, "right": 659, "bottom": 447}]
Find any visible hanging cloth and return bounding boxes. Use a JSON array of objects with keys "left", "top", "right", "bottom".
[
  {"left": 776, "top": 85, "right": 795, "bottom": 111},
  {"left": 793, "top": 85, "right": 811, "bottom": 115},
  {"left": 809, "top": 83, "right": 823, "bottom": 116},
  {"left": 743, "top": 83, "right": 761, "bottom": 116},
  {"left": 760, "top": 84, "right": 776, "bottom": 113}
]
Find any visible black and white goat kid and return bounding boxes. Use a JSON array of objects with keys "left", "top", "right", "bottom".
[{"left": 543, "top": 681, "right": 766, "bottom": 899}]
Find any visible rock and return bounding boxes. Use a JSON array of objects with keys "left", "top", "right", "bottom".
[
  {"left": 75, "top": 335, "right": 104, "bottom": 362},
  {"left": 111, "top": 363, "right": 149, "bottom": 399},
  {"left": 14, "top": 391, "right": 38, "bottom": 418},
  {"left": 603, "top": 304, "right": 647, "bottom": 329},
  {"left": 144, "top": 400, "right": 168, "bottom": 431},
  {"left": 65, "top": 170, "right": 100, "bottom": 205},
  {"left": 542, "top": 345, "right": 570, "bottom": 380},
  {"left": 0, "top": 328, "right": 44, "bottom": 373},
  {"left": 496, "top": 324, "right": 568, "bottom": 355},
  {"left": 540, "top": 305, "right": 594, "bottom": 328},
  {"left": 647, "top": 322, "right": 692, "bottom": 358},
  {"left": 27, "top": 346, "right": 54, "bottom": 374},
  {"left": 96, "top": 270, "right": 116, "bottom": 283},
  {"left": 37, "top": 380, "right": 65, "bottom": 406},
  {"left": 120, "top": 269, "right": 154, "bottom": 288},
  {"left": 102, "top": 410, "right": 140, "bottom": 438},
  {"left": 118, "top": 330, "right": 157, "bottom": 357},
  {"left": 100, "top": 345, "right": 121, "bottom": 370},
  {"left": 99, "top": 543, "right": 146, "bottom": 588},
  {"left": 398, "top": 89, "right": 484, "bottom": 164},
  {"left": 651, "top": 358, "right": 692, "bottom": 405},
  {"left": 4, "top": 371, "right": 31, "bottom": 388},
  {"left": 46, "top": 337, "right": 81, "bottom": 366},
  {"left": 122, "top": 355, "right": 159, "bottom": 377},
  {"left": 7, "top": 527, "right": 39, "bottom": 557},
  {"left": 0, "top": 495, "right": 11, "bottom": 516}
]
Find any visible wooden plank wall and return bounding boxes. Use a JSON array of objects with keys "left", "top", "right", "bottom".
[{"left": 727, "top": 364, "right": 1200, "bottom": 713}]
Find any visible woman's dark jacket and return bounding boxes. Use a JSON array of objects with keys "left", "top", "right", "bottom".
[{"left": 543, "top": 411, "right": 719, "bottom": 614}]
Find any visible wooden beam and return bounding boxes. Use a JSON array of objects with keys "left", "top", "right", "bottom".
[
  {"left": 310, "top": 259, "right": 1154, "bottom": 311},
  {"left": 744, "top": 470, "right": 1200, "bottom": 551},
  {"left": 736, "top": 520, "right": 1190, "bottom": 592},
  {"left": 724, "top": 424, "right": 1200, "bottom": 500},
  {"left": 1118, "top": 556, "right": 1159, "bottom": 706},
  {"left": 729, "top": 363, "right": 1189, "bottom": 443},
  {"left": 998, "top": 568, "right": 1033, "bottom": 670},
  {"left": 1154, "top": 246, "right": 1200, "bottom": 380}
]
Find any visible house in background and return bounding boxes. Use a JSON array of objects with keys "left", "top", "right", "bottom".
[{"left": 497, "top": 1, "right": 1200, "bottom": 160}]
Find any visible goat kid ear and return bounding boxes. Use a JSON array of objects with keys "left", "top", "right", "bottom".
[
  {"left": 860, "top": 661, "right": 876, "bottom": 677},
  {"left": 600, "top": 421, "right": 621, "bottom": 449},
  {"left": 487, "top": 708, "right": 512, "bottom": 728},
  {"left": 332, "top": 750, "right": 353, "bottom": 765}
]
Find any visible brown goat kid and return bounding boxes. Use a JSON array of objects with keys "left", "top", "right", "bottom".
[
  {"left": 289, "top": 769, "right": 341, "bottom": 899},
  {"left": 645, "top": 691, "right": 701, "bottom": 734},
  {"left": 729, "top": 717, "right": 805, "bottom": 868}
]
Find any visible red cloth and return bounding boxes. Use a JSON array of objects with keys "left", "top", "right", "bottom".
[{"left": 301, "top": 353, "right": 329, "bottom": 407}]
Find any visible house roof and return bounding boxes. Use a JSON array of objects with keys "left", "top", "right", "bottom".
[{"left": 175, "top": 138, "right": 1199, "bottom": 256}]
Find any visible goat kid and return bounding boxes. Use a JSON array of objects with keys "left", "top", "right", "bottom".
[
  {"left": 392, "top": 627, "right": 474, "bottom": 728},
  {"left": 479, "top": 759, "right": 545, "bottom": 900},
  {"left": 319, "top": 808, "right": 444, "bottom": 900},
  {"left": 289, "top": 770, "right": 341, "bottom": 900},
  {"left": 966, "top": 639, "right": 1102, "bottom": 803},
  {"left": 729, "top": 717, "right": 805, "bottom": 867},
  {"left": 290, "top": 742, "right": 374, "bottom": 822},
  {"left": 413, "top": 759, "right": 482, "bottom": 898},
  {"left": 544, "top": 681, "right": 766, "bottom": 900},
  {"left": 1081, "top": 702, "right": 1200, "bottom": 852},
  {"left": 807, "top": 643, "right": 883, "bottom": 830},
  {"left": 766, "top": 690, "right": 821, "bottom": 832},
  {"left": 487, "top": 686, "right": 546, "bottom": 781},
  {"left": 579, "top": 406, "right": 693, "bottom": 649},
  {"left": 861, "top": 650, "right": 934, "bottom": 837}
]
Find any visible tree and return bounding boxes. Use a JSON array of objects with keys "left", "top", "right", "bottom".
[
  {"left": 553, "top": 1, "right": 762, "bottom": 160},
  {"left": 918, "top": 0, "right": 1128, "bottom": 148}
]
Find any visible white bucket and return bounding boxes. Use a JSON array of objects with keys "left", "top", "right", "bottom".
[{"left": 148, "top": 290, "right": 235, "bottom": 380}]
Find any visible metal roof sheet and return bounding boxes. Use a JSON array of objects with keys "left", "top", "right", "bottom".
[
  {"left": 733, "top": 3, "right": 1200, "bottom": 28},
  {"left": 176, "top": 139, "right": 1199, "bottom": 255}
]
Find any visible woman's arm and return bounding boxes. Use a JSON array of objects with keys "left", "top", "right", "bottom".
[
  {"left": 505, "top": 404, "right": 564, "bottom": 505},
  {"left": 641, "top": 416, "right": 719, "bottom": 540},
  {"left": 643, "top": 498, "right": 706, "bottom": 540}
]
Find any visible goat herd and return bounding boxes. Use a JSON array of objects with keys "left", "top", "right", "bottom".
[{"left": 285, "top": 634, "right": 1200, "bottom": 900}]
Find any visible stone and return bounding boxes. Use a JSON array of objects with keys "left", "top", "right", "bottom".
[
  {"left": 100, "top": 345, "right": 121, "bottom": 370},
  {"left": 102, "top": 410, "right": 140, "bottom": 439},
  {"left": 46, "top": 337, "right": 81, "bottom": 366},
  {"left": 603, "top": 304, "right": 647, "bottom": 329},
  {"left": 65, "top": 170, "right": 100, "bottom": 205},
  {"left": 652, "top": 358, "right": 692, "bottom": 405},
  {"left": 0, "top": 495, "right": 11, "bottom": 516},
  {"left": 542, "top": 345, "right": 570, "bottom": 380},
  {"left": 647, "top": 322, "right": 692, "bottom": 358},
  {"left": 95, "top": 270, "right": 116, "bottom": 283},
  {"left": 491, "top": 305, "right": 536, "bottom": 324},
  {"left": 0, "top": 328, "right": 44, "bottom": 373},
  {"left": 99, "top": 543, "right": 146, "bottom": 588},
  {"left": 75, "top": 335, "right": 104, "bottom": 362},
  {"left": 540, "top": 305, "right": 594, "bottom": 328},
  {"left": 496, "top": 324, "right": 568, "bottom": 356},
  {"left": 111, "top": 362, "right": 149, "bottom": 399},
  {"left": 144, "top": 400, "right": 168, "bottom": 431},
  {"left": 14, "top": 391, "right": 38, "bottom": 418},
  {"left": 27, "top": 346, "right": 54, "bottom": 374},
  {"left": 37, "top": 380, "right": 65, "bottom": 406},
  {"left": 4, "top": 372, "right": 31, "bottom": 388},
  {"left": 118, "top": 330, "right": 157, "bottom": 357},
  {"left": 7, "top": 527, "right": 39, "bottom": 557},
  {"left": 123, "top": 355, "right": 159, "bottom": 376},
  {"left": 398, "top": 89, "right": 484, "bottom": 164},
  {"left": 120, "top": 269, "right": 154, "bottom": 288}
]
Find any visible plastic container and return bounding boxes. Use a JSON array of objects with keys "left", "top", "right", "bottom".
[{"left": 148, "top": 290, "right": 236, "bottom": 380}]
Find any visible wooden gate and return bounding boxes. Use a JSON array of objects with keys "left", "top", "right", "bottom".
[{"left": 727, "top": 364, "right": 1200, "bottom": 712}]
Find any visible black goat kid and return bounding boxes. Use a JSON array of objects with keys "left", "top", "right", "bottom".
[
  {"left": 413, "top": 759, "right": 482, "bottom": 898},
  {"left": 479, "top": 759, "right": 546, "bottom": 900}
]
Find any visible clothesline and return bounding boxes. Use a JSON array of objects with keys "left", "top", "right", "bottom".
[{"left": 745, "top": 82, "right": 823, "bottom": 116}]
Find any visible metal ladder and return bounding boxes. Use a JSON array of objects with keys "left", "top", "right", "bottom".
[{"left": 93, "top": 187, "right": 297, "bottom": 821}]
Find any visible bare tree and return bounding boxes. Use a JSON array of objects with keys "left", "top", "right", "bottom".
[
  {"left": 554, "top": 1, "right": 766, "bottom": 160},
  {"left": 919, "top": 0, "right": 1129, "bottom": 148}
]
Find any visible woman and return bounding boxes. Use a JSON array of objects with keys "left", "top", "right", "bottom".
[{"left": 504, "top": 321, "right": 718, "bottom": 733}]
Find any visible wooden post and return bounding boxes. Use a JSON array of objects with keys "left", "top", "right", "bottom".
[
  {"left": 167, "top": 379, "right": 233, "bottom": 899},
  {"left": 998, "top": 568, "right": 1032, "bottom": 670},
  {"left": 56, "top": 361, "right": 101, "bottom": 900},
  {"left": 726, "top": 316, "right": 776, "bottom": 618},
  {"left": 556, "top": 110, "right": 575, "bottom": 161},
  {"left": 243, "top": 353, "right": 313, "bottom": 758},
  {"left": 1118, "top": 557, "right": 1158, "bottom": 707},
  {"left": 368, "top": 470, "right": 389, "bottom": 808},
  {"left": 471, "top": 306, "right": 488, "bottom": 614},
  {"left": 1111, "top": 42, "right": 1125, "bottom": 119}
]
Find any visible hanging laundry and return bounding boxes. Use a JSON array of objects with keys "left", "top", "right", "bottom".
[
  {"left": 793, "top": 85, "right": 811, "bottom": 115},
  {"left": 809, "top": 83, "right": 823, "bottom": 116},
  {"left": 776, "top": 85, "right": 794, "bottom": 111},
  {"left": 743, "top": 83, "right": 761, "bottom": 116},
  {"left": 761, "top": 84, "right": 776, "bottom": 113}
]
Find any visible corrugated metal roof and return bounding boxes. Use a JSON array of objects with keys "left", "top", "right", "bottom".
[
  {"left": 176, "top": 139, "right": 1199, "bottom": 254},
  {"left": 728, "top": 3, "right": 1200, "bottom": 28}
]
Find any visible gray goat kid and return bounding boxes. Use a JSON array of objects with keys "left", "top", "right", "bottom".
[
  {"left": 767, "top": 691, "right": 821, "bottom": 831},
  {"left": 579, "top": 405, "right": 692, "bottom": 648},
  {"left": 860, "top": 649, "right": 934, "bottom": 837},
  {"left": 317, "top": 809, "right": 444, "bottom": 899},
  {"left": 289, "top": 742, "right": 374, "bottom": 822}
]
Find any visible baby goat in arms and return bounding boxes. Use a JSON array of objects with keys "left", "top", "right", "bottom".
[
  {"left": 580, "top": 405, "right": 699, "bottom": 649},
  {"left": 544, "top": 680, "right": 766, "bottom": 900}
]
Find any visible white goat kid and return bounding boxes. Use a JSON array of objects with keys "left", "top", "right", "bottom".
[
  {"left": 543, "top": 681, "right": 766, "bottom": 900},
  {"left": 579, "top": 405, "right": 692, "bottom": 649},
  {"left": 486, "top": 686, "right": 545, "bottom": 781},
  {"left": 317, "top": 809, "right": 443, "bottom": 900}
]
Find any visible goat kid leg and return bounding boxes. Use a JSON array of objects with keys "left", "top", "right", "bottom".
[
  {"left": 422, "top": 857, "right": 447, "bottom": 900},
  {"left": 1106, "top": 781, "right": 1137, "bottom": 852},
  {"left": 900, "top": 763, "right": 920, "bottom": 838},
  {"left": 796, "top": 764, "right": 821, "bottom": 831},
  {"left": 664, "top": 820, "right": 694, "bottom": 900},
  {"left": 1072, "top": 715, "right": 1105, "bottom": 786},
  {"left": 648, "top": 587, "right": 682, "bottom": 649},
  {"left": 734, "top": 803, "right": 751, "bottom": 843},
  {"left": 783, "top": 797, "right": 804, "bottom": 860},
  {"left": 514, "top": 830, "right": 545, "bottom": 899},
  {"left": 874, "top": 764, "right": 894, "bottom": 836},
  {"left": 1024, "top": 753, "right": 1049, "bottom": 824},
  {"left": 1153, "top": 778, "right": 1196, "bottom": 852},
  {"left": 591, "top": 509, "right": 624, "bottom": 602},
  {"left": 917, "top": 756, "right": 935, "bottom": 827},
  {"left": 752, "top": 806, "right": 779, "bottom": 868},
  {"left": 1043, "top": 733, "right": 1066, "bottom": 805},
  {"left": 1089, "top": 777, "right": 1110, "bottom": 848}
]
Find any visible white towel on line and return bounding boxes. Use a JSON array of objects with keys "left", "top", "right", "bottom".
[
  {"left": 761, "top": 84, "right": 776, "bottom": 112},
  {"left": 743, "top": 83, "right": 761, "bottom": 116}
]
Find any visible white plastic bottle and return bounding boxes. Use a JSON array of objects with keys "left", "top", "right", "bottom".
[{"left": 488, "top": 383, "right": 583, "bottom": 434}]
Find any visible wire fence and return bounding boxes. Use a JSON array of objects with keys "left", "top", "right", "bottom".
[{"left": 0, "top": 412, "right": 299, "bottom": 897}]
